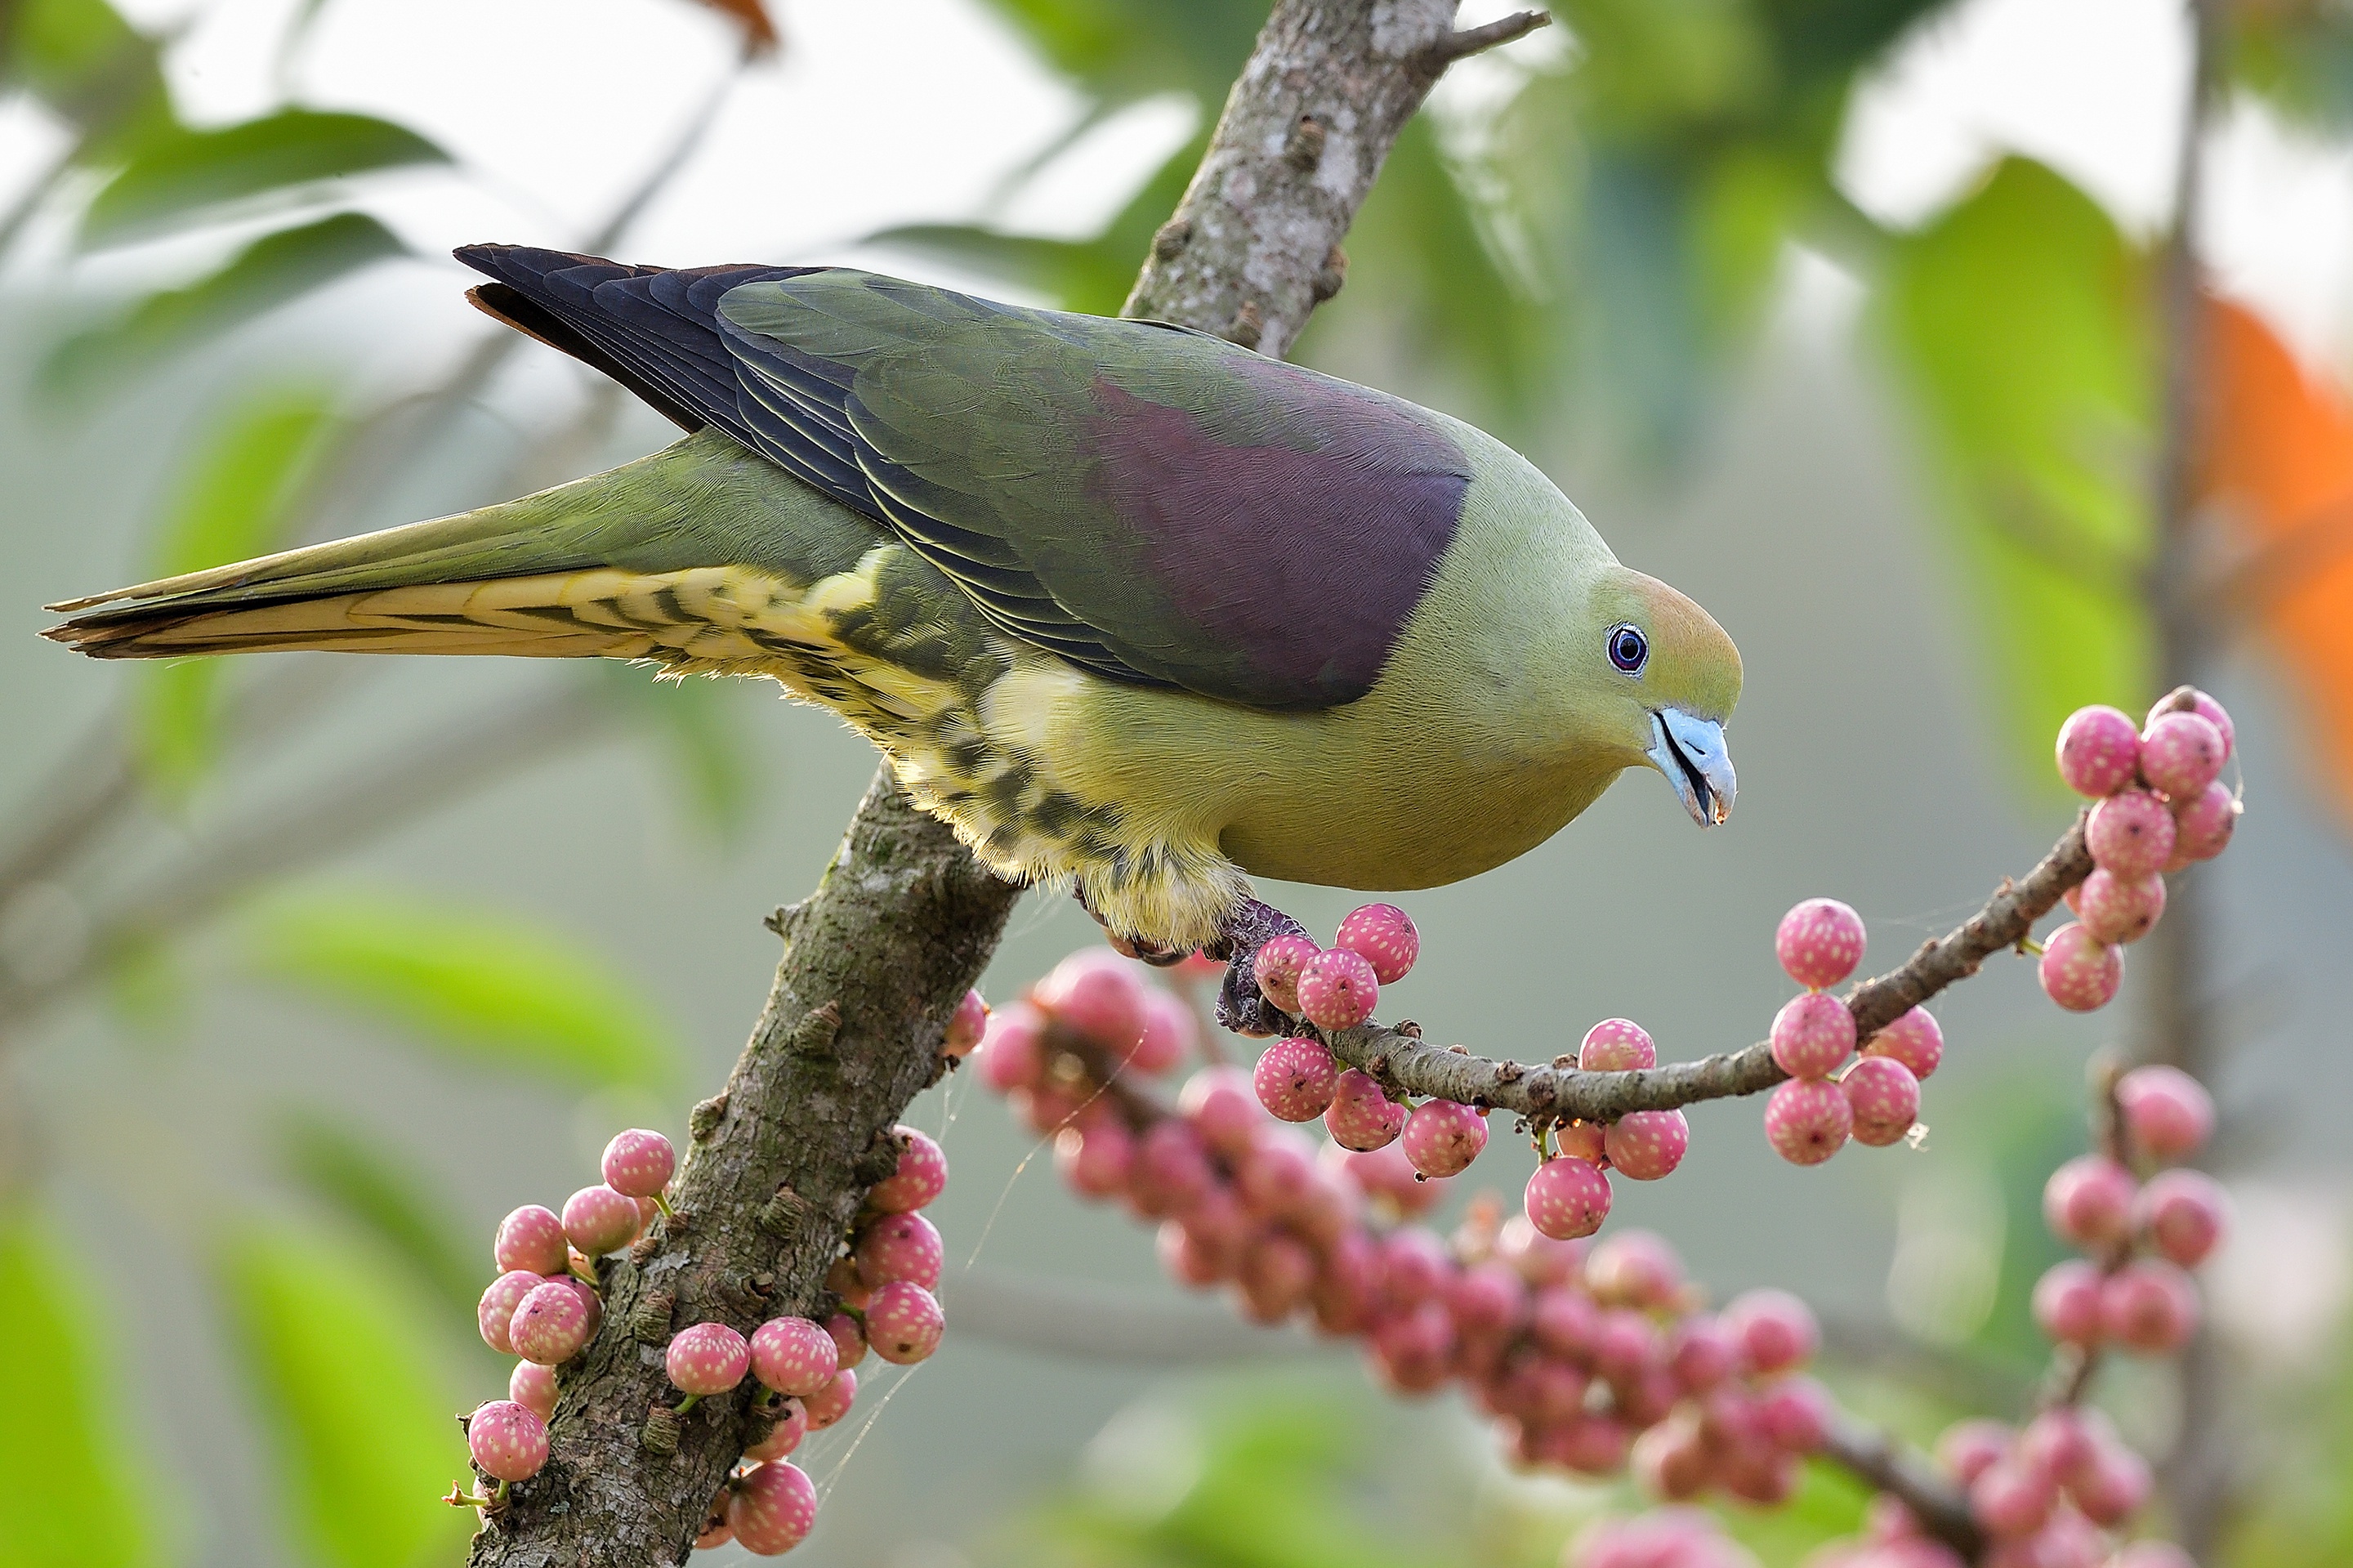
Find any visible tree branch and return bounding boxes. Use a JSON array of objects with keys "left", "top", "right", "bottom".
[
  {"left": 1822, "top": 1412, "right": 1982, "bottom": 1557},
  {"left": 1313, "top": 811, "right": 2093, "bottom": 1123},
  {"left": 1430, "top": 10, "right": 1551, "bottom": 62}
]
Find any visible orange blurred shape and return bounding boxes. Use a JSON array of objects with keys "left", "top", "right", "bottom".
[
  {"left": 687, "top": 0, "right": 779, "bottom": 54},
  {"left": 2199, "top": 297, "right": 2353, "bottom": 810}
]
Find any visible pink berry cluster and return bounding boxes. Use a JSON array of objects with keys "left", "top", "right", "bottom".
[
  {"left": 1248, "top": 902, "right": 1420, "bottom": 1034},
  {"left": 1519, "top": 1017, "right": 1690, "bottom": 1247},
  {"left": 1760, "top": 898, "right": 1940, "bottom": 1168},
  {"left": 977, "top": 948, "right": 1202, "bottom": 1119},
  {"left": 2043, "top": 690, "right": 2241, "bottom": 1014},
  {"left": 1568, "top": 1508, "right": 1763, "bottom": 1568}
]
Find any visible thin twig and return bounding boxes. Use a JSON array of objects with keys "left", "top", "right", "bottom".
[{"left": 1429, "top": 9, "right": 1551, "bottom": 63}]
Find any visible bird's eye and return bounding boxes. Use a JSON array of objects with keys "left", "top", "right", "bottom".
[{"left": 1607, "top": 623, "right": 1648, "bottom": 675}]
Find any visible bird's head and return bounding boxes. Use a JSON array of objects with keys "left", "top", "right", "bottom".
[{"left": 1577, "top": 567, "right": 1743, "bottom": 828}]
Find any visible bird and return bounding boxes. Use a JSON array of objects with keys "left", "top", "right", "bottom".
[{"left": 43, "top": 247, "right": 1742, "bottom": 1031}]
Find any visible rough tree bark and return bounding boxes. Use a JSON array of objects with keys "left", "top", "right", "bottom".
[{"left": 467, "top": 4, "right": 1532, "bottom": 1562}]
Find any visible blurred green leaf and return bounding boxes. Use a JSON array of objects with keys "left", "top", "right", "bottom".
[
  {"left": 1712, "top": 1454, "right": 1870, "bottom": 1566},
  {"left": 135, "top": 382, "right": 342, "bottom": 796},
  {"left": 277, "top": 1110, "right": 480, "bottom": 1322},
  {"left": 2233, "top": 7, "right": 2353, "bottom": 132},
  {"left": 0, "top": 1204, "right": 154, "bottom": 1568},
  {"left": 2, "top": 0, "right": 172, "bottom": 141},
  {"left": 243, "top": 886, "right": 681, "bottom": 1094},
  {"left": 592, "top": 666, "right": 762, "bottom": 843},
  {"left": 217, "top": 1216, "right": 469, "bottom": 1568},
  {"left": 1874, "top": 157, "right": 2154, "bottom": 785},
  {"left": 976, "top": 0, "right": 1261, "bottom": 106},
  {"left": 80, "top": 109, "right": 449, "bottom": 248},
  {"left": 42, "top": 212, "right": 406, "bottom": 402}
]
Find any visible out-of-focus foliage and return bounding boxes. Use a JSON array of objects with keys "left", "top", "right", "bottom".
[
  {"left": 277, "top": 1110, "right": 481, "bottom": 1321},
  {"left": 2230, "top": 2, "right": 2353, "bottom": 132},
  {"left": 0, "top": 0, "right": 172, "bottom": 149}
]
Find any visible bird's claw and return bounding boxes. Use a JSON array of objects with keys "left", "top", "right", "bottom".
[
  {"left": 1071, "top": 885, "right": 1187, "bottom": 965},
  {"left": 1210, "top": 897, "right": 1311, "bottom": 1037}
]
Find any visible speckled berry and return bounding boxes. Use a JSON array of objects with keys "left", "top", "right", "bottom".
[
  {"left": 1666, "top": 1316, "right": 1738, "bottom": 1393},
  {"left": 2116, "top": 1064, "right": 2214, "bottom": 1161},
  {"left": 751, "top": 1316, "right": 840, "bottom": 1397},
  {"left": 2038, "top": 922, "right": 2122, "bottom": 1012},
  {"left": 1764, "top": 1077, "right": 1851, "bottom": 1165},
  {"left": 1179, "top": 1064, "right": 1263, "bottom": 1157},
  {"left": 467, "top": 1399, "right": 549, "bottom": 1483},
  {"left": 825, "top": 1311, "right": 867, "bottom": 1369},
  {"left": 1842, "top": 1056, "right": 1920, "bottom": 1147},
  {"left": 1447, "top": 1260, "right": 1528, "bottom": 1338},
  {"left": 854, "top": 1211, "right": 943, "bottom": 1290},
  {"left": 2140, "top": 711, "right": 2226, "bottom": 798},
  {"left": 2137, "top": 1168, "right": 2230, "bottom": 1269},
  {"left": 976, "top": 1001, "right": 1045, "bottom": 1094},
  {"left": 2103, "top": 1260, "right": 2199, "bottom": 1353},
  {"left": 745, "top": 1397, "right": 806, "bottom": 1462},
  {"left": 494, "top": 1206, "right": 569, "bottom": 1276},
  {"left": 602, "top": 1129, "right": 676, "bottom": 1200},
  {"left": 1971, "top": 1459, "right": 2056, "bottom": 1539},
  {"left": 2044, "top": 1155, "right": 2137, "bottom": 1247},
  {"left": 1034, "top": 948, "right": 1147, "bottom": 1052},
  {"left": 1722, "top": 1288, "right": 1817, "bottom": 1374},
  {"left": 727, "top": 1459, "right": 816, "bottom": 1556},
  {"left": 866, "top": 1280, "right": 944, "bottom": 1365},
  {"left": 1936, "top": 1419, "right": 2016, "bottom": 1485},
  {"left": 1401, "top": 1098, "right": 1488, "bottom": 1177},
  {"left": 1601, "top": 1110, "right": 1688, "bottom": 1180},
  {"left": 1770, "top": 992, "right": 1857, "bottom": 1079},
  {"left": 667, "top": 1321, "right": 750, "bottom": 1396},
  {"left": 2076, "top": 868, "right": 2166, "bottom": 945},
  {"left": 1296, "top": 947, "right": 1378, "bottom": 1030},
  {"left": 2032, "top": 1259, "right": 2106, "bottom": 1347},
  {"left": 563, "top": 1185, "right": 642, "bottom": 1258},
  {"left": 1335, "top": 903, "right": 1419, "bottom": 984},
  {"left": 1578, "top": 1017, "right": 1657, "bottom": 1072},
  {"left": 1130, "top": 989, "right": 1194, "bottom": 1074},
  {"left": 2149, "top": 685, "right": 2234, "bottom": 755},
  {"left": 509, "top": 1281, "right": 592, "bottom": 1366},
  {"left": 1252, "top": 935, "right": 1319, "bottom": 1014},
  {"left": 2169, "top": 780, "right": 2239, "bottom": 866},
  {"left": 2087, "top": 790, "right": 2177, "bottom": 878},
  {"left": 802, "top": 1367, "right": 855, "bottom": 1429},
  {"left": 478, "top": 1270, "right": 546, "bottom": 1356},
  {"left": 943, "top": 988, "right": 989, "bottom": 1058},
  {"left": 2056, "top": 705, "right": 2141, "bottom": 797},
  {"left": 508, "top": 1360, "right": 558, "bottom": 1422},
  {"left": 1323, "top": 1067, "right": 1404, "bottom": 1150},
  {"left": 1524, "top": 1158, "right": 1612, "bottom": 1240},
  {"left": 1253, "top": 1035, "right": 1339, "bottom": 1122},
  {"left": 1776, "top": 898, "right": 1866, "bottom": 990},
  {"left": 868, "top": 1126, "right": 948, "bottom": 1213}
]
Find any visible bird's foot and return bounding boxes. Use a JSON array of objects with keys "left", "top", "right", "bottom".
[
  {"left": 1206, "top": 897, "right": 1312, "bottom": 1038},
  {"left": 1071, "top": 885, "right": 1187, "bottom": 967}
]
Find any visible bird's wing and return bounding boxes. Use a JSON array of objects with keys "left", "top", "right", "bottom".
[{"left": 456, "top": 249, "right": 1472, "bottom": 710}]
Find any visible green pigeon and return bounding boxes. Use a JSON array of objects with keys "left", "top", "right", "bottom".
[{"left": 44, "top": 248, "right": 1741, "bottom": 1030}]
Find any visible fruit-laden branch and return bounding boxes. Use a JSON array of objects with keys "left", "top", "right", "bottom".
[
  {"left": 467, "top": 5, "right": 1534, "bottom": 1564},
  {"left": 1312, "top": 812, "right": 2093, "bottom": 1124}
]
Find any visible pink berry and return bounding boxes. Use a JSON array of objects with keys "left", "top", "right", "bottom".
[
  {"left": 2043, "top": 1155, "right": 2137, "bottom": 1247},
  {"left": 2116, "top": 1064, "right": 2214, "bottom": 1161},
  {"left": 2137, "top": 1168, "right": 2230, "bottom": 1268},
  {"left": 1775, "top": 898, "right": 1866, "bottom": 989},
  {"left": 1238, "top": 1232, "right": 1316, "bottom": 1323},
  {"left": 1524, "top": 1158, "right": 1612, "bottom": 1240},
  {"left": 508, "top": 1360, "right": 558, "bottom": 1422},
  {"left": 1252, "top": 935, "right": 1319, "bottom": 1014},
  {"left": 2139, "top": 711, "right": 2226, "bottom": 798},
  {"left": 1722, "top": 1289, "right": 1818, "bottom": 1374},
  {"left": 563, "top": 1185, "right": 643, "bottom": 1258},
  {"left": 1770, "top": 992, "right": 1857, "bottom": 1079},
  {"left": 1578, "top": 1017, "right": 1656, "bottom": 1071},
  {"left": 1296, "top": 947, "right": 1378, "bottom": 1030},
  {"left": 943, "top": 988, "right": 989, "bottom": 1057},
  {"left": 1601, "top": 1110, "right": 1688, "bottom": 1180},
  {"left": 1235, "top": 1128, "right": 1317, "bottom": 1217},
  {"left": 494, "top": 1206, "right": 569, "bottom": 1276},
  {"left": 478, "top": 1270, "right": 545, "bottom": 1355},
  {"left": 1055, "top": 1116, "right": 1133, "bottom": 1199},
  {"left": 666, "top": 1321, "right": 750, "bottom": 1396},
  {"left": 2147, "top": 686, "right": 2234, "bottom": 760},
  {"left": 1333, "top": 1138, "right": 1445, "bottom": 1217},
  {"left": 2016, "top": 1407, "right": 2094, "bottom": 1486},
  {"left": 2032, "top": 1259, "right": 2106, "bottom": 1347},
  {"left": 1253, "top": 1036, "right": 1339, "bottom": 1122},
  {"left": 2056, "top": 705, "right": 2141, "bottom": 797},
  {"left": 1971, "top": 1459, "right": 2057, "bottom": 1539},
  {"left": 601, "top": 1129, "right": 676, "bottom": 1200},
  {"left": 824, "top": 1256, "right": 871, "bottom": 1313},
  {"left": 1130, "top": 989, "right": 1194, "bottom": 1074},
  {"left": 1034, "top": 948, "right": 1148, "bottom": 1052},
  {"left": 2038, "top": 922, "right": 2122, "bottom": 1012},
  {"left": 1667, "top": 1316, "right": 1739, "bottom": 1393},
  {"left": 1755, "top": 1374, "right": 1833, "bottom": 1452},
  {"left": 803, "top": 1367, "right": 855, "bottom": 1429},
  {"left": 1179, "top": 1064, "right": 1262, "bottom": 1156},
  {"left": 467, "top": 1399, "right": 549, "bottom": 1483},
  {"left": 868, "top": 1126, "right": 948, "bottom": 1212},
  {"left": 1334, "top": 903, "right": 1420, "bottom": 984},
  {"left": 1400, "top": 1098, "right": 1488, "bottom": 1177},
  {"left": 1131, "top": 1119, "right": 1214, "bottom": 1209},
  {"left": 2087, "top": 790, "right": 2176, "bottom": 878},
  {"left": 2103, "top": 1260, "right": 2199, "bottom": 1353},
  {"left": 2169, "top": 780, "right": 2239, "bottom": 864},
  {"left": 1323, "top": 1068, "right": 1404, "bottom": 1150},
  {"left": 976, "top": 1001, "right": 1046, "bottom": 1094},
  {"left": 865, "top": 1280, "right": 944, "bottom": 1365},
  {"left": 1586, "top": 1230, "right": 1682, "bottom": 1307},
  {"left": 751, "top": 1316, "right": 839, "bottom": 1397},
  {"left": 825, "top": 1311, "right": 866, "bottom": 1369},
  {"left": 1936, "top": 1419, "right": 2015, "bottom": 1485},
  {"left": 854, "top": 1212, "right": 943, "bottom": 1289},
  {"left": 1447, "top": 1261, "right": 1528, "bottom": 1338},
  {"left": 1841, "top": 1056, "right": 1920, "bottom": 1147},
  {"left": 1864, "top": 1006, "right": 1944, "bottom": 1080},
  {"left": 511, "top": 1280, "right": 595, "bottom": 1366},
  {"left": 1529, "top": 1284, "right": 1598, "bottom": 1356},
  {"left": 1764, "top": 1077, "right": 1851, "bottom": 1165},
  {"left": 727, "top": 1459, "right": 816, "bottom": 1556},
  {"left": 2073, "top": 1440, "right": 2152, "bottom": 1526},
  {"left": 2075, "top": 868, "right": 2166, "bottom": 945},
  {"left": 745, "top": 1397, "right": 807, "bottom": 1462}
]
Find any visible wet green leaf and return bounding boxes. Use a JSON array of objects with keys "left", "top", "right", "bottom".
[{"left": 276, "top": 1110, "right": 480, "bottom": 1321}]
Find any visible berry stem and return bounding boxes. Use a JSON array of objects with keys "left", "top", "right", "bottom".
[{"left": 673, "top": 1394, "right": 699, "bottom": 1415}]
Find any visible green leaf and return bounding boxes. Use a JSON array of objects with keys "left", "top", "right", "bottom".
[
  {"left": 242, "top": 886, "right": 681, "bottom": 1094},
  {"left": 135, "top": 382, "right": 342, "bottom": 796},
  {"left": 276, "top": 1110, "right": 480, "bottom": 1321},
  {"left": 216, "top": 1216, "right": 471, "bottom": 1568},
  {"left": 0, "top": 1203, "right": 155, "bottom": 1568},
  {"left": 42, "top": 212, "right": 406, "bottom": 403},
  {"left": 1873, "top": 157, "right": 2155, "bottom": 787},
  {"left": 80, "top": 109, "right": 449, "bottom": 248},
  {"left": 2, "top": 0, "right": 172, "bottom": 141},
  {"left": 1712, "top": 1454, "right": 1872, "bottom": 1565}
]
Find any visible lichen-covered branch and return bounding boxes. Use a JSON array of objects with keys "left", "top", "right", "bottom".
[{"left": 1317, "top": 811, "right": 2093, "bottom": 1122}]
